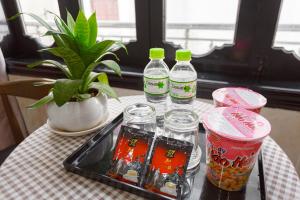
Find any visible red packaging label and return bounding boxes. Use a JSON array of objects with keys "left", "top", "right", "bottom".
[
  {"left": 107, "top": 126, "right": 154, "bottom": 185},
  {"left": 144, "top": 136, "right": 193, "bottom": 198}
]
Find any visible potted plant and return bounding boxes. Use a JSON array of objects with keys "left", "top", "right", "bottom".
[{"left": 10, "top": 10, "right": 126, "bottom": 132}]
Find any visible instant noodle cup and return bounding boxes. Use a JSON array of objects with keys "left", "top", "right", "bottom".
[
  {"left": 212, "top": 87, "right": 267, "bottom": 113},
  {"left": 202, "top": 107, "right": 271, "bottom": 191}
]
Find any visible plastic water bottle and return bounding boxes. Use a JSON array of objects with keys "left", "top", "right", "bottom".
[
  {"left": 143, "top": 48, "right": 169, "bottom": 126},
  {"left": 169, "top": 49, "right": 197, "bottom": 107}
]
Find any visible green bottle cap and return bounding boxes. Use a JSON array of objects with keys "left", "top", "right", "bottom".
[
  {"left": 175, "top": 49, "right": 192, "bottom": 61},
  {"left": 149, "top": 48, "right": 165, "bottom": 59}
]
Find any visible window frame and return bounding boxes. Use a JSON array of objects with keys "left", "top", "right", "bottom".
[{"left": 1, "top": 0, "right": 300, "bottom": 110}]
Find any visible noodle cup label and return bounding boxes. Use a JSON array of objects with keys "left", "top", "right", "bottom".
[
  {"left": 206, "top": 132, "right": 262, "bottom": 168},
  {"left": 203, "top": 107, "right": 271, "bottom": 191},
  {"left": 212, "top": 87, "right": 267, "bottom": 113},
  {"left": 203, "top": 107, "right": 271, "bottom": 142}
]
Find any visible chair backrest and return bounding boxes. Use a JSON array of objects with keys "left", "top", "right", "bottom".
[
  {"left": 0, "top": 79, "right": 53, "bottom": 144},
  {"left": 0, "top": 79, "right": 53, "bottom": 99}
]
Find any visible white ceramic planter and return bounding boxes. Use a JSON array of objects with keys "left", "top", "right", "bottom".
[{"left": 47, "top": 94, "right": 108, "bottom": 132}]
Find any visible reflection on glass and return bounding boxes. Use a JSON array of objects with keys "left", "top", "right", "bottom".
[
  {"left": 273, "top": 0, "right": 300, "bottom": 56},
  {"left": 0, "top": 3, "right": 9, "bottom": 42},
  {"left": 123, "top": 103, "right": 156, "bottom": 132},
  {"left": 81, "top": 0, "right": 136, "bottom": 42},
  {"left": 164, "top": 109, "right": 200, "bottom": 170},
  {"left": 18, "top": 0, "right": 60, "bottom": 46},
  {"left": 166, "top": 0, "right": 239, "bottom": 55}
]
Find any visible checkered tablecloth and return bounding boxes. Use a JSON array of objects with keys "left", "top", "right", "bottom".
[{"left": 0, "top": 95, "right": 299, "bottom": 200}]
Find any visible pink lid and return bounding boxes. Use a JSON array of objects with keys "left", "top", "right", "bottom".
[
  {"left": 203, "top": 107, "right": 271, "bottom": 141},
  {"left": 212, "top": 87, "right": 267, "bottom": 109}
]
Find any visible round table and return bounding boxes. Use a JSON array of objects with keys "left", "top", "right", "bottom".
[{"left": 0, "top": 95, "right": 299, "bottom": 200}]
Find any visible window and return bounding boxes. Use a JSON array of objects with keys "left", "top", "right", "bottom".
[
  {"left": 273, "top": 0, "right": 300, "bottom": 56},
  {"left": 81, "top": 0, "right": 136, "bottom": 42},
  {"left": 165, "top": 0, "right": 239, "bottom": 55},
  {"left": 2, "top": 0, "right": 300, "bottom": 109},
  {"left": 0, "top": 3, "right": 8, "bottom": 42},
  {"left": 17, "top": 0, "right": 60, "bottom": 46}
]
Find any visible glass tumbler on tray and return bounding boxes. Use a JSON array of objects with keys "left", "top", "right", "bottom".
[
  {"left": 123, "top": 103, "right": 157, "bottom": 132},
  {"left": 164, "top": 109, "right": 201, "bottom": 170}
]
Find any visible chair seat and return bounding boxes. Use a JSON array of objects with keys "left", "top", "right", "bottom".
[{"left": 0, "top": 145, "right": 16, "bottom": 165}]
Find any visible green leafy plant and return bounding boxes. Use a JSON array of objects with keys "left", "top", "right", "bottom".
[{"left": 10, "top": 10, "right": 127, "bottom": 108}]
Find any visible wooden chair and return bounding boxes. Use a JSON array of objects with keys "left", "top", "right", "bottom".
[{"left": 0, "top": 79, "right": 53, "bottom": 164}]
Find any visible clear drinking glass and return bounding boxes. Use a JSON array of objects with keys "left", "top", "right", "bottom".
[
  {"left": 164, "top": 109, "right": 201, "bottom": 170},
  {"left": 123, "top": 103, "right": 156, "bottom": 132}
]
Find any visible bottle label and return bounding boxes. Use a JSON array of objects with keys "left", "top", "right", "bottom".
[
  {"left": 169, "top": 79, "right": 197, "bottom": 99},
  {"left": 144, "top": 76, "right": 169, "bottom": 95}
]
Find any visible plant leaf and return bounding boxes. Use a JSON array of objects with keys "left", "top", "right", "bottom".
[
  {"left": 28, "top": 93, "right": 53, "bottom": 109},
  {"left": 97, "top": 73, "right": 109, "bottom": 85},
  {"left": 100, "top": 60, "right": 121, "bottom": 76},
  {"left": 76, "top": 93, "right": 92, "bottom": 101},
  {"left": 81, "top": 40, "right": 116, "bottom": 66},
  {"left": 80, "top": 62, "right": 102, "bottom": 92},
  {"left": 87, "top": 72, "right": 102, "bottom": 84},
  {"left": 42, "top": 47, "right": 85, "bottom": 79},
  {"left": 110, "top": 41, "right": 128, "bottom": 54},
  {"left": 47, "top": 11, "right": 74, "bottom": 37},
  {"left": 87, "top": 72, "right": 109, "bottom": 85},
  {"left": 54, "top": 17, "right": 64, "bottom": 32},
  {"left": 97, "top": 51, "right": 119, "bottom": 61},
  {"left": 88, "top": 12, "right": 97, "bottom": 47},
  {"left": 89, "top": 82, "right": 118, "bottom": 100},
  {"left": 8, "top": 12, "right": 54, "bottom": 30},
  {"left": 80, "top": 71, "right": 108, "bottom": 93},
  {"left": 67, "top": 10, "right": 76, "bottom": 32},
  {"left": 54, "top": 18, "right": 73, "bottom": 37},
  {"left": 53, "top": 79, "right": 82, "bottom": 106},
  {"left": 79, "top": 52, "right": 120, "bottom": 92},
  {"left": 58, "top": 34, "right": 78, "bottom": 52},
  {"left": 27, "top": 59, "right": 72, "bottom": 79},
  {"left": 43, "top": 30, "right": 61, "bottom": 35},
  {"left": 45, "top": 31, "right": 78, "bottom": 53},
  {"left": 53, "top": 35, "right": 65, "bottom": 47},
  {"left": 33, "top": 81, "right": 55, "bottom": 87},
  {"left": 74, "top": 10, "right": 89, "bottom": 48}
]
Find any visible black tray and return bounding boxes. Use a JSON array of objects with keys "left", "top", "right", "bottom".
[{"left": 63, "top": 113, "right": 266, "bottom": 200}]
